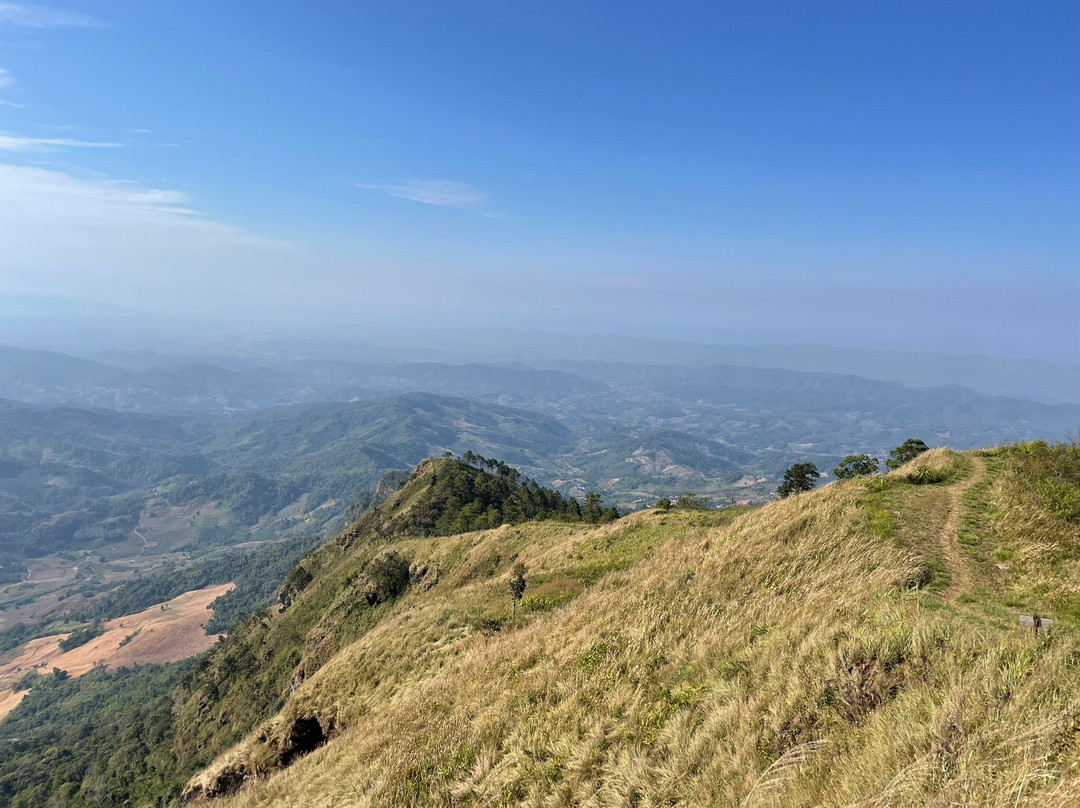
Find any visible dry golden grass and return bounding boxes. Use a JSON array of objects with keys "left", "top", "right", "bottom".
[
  {"left": 186, "top": 450, "right": 1080, "bottom": 807},
  {"left": 0, "top": 583, "right": 231, "bottom": 721}
]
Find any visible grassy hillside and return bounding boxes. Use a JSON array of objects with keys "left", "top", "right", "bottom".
[{"left": 169, "top": 442, "right": 1080, "bottom": 807}]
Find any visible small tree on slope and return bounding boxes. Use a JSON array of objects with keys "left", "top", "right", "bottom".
[
  {"left": 509, "top": 563, "right": 527, "bottom": 620},
  {"left": 833, "top": 454, "right": 880, "bottom": 479},
  {"left": 886, "top": 438, "right": 930, "bottom": 470},
  {"left": 778, "top": 463, "right": 820, "bottom": 498}
]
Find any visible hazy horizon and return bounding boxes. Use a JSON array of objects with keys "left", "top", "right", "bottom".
[{"left": 0, "top": 2, "right": 1076, "bottom": 364}]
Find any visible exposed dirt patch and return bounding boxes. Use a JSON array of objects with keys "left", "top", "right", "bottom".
[
  {"left": 0, "top": 688, "right": 28, "bottom": 719},
  {"left": 0, "top": 582, "right": 232, "bottom": 721},
  {"left": 940, "top": 456, "right": 986, "bottom": 601}
]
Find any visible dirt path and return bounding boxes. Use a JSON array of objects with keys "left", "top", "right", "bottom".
[
  {"left": 940, "top": 455, "right": 986, "bottom": 601},
  {"left": 133, "top": 528, "right": 149, "bottom": 555}
]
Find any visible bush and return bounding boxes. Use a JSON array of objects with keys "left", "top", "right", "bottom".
[
  {"left": 906, "top": 466, "right": 948, "bottom": 485},
  {"left": 675, "top": 493, "right": 708, "bottom": 510},
  {"left": 362, "top": 552, "right": 411, "bottom": 605},
  {"left": 58, "top": 622, "right": 104, "bottom": 652}
]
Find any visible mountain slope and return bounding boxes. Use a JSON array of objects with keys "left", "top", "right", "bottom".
[{"left": 175, "top": 443, "right": 1080, "bottom": 808}]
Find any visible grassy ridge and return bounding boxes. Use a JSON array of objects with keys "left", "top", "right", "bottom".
[{"left": 176, "top": 444, "right": 1080, "bottom": 807}]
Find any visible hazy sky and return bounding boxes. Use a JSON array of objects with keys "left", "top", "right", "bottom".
[{"left": 0, "top": 1, "right": 1076, "bottom": 361}]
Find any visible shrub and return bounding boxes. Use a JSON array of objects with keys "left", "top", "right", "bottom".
[
  {"left": 675, "top": 493, "right": 708, "bottom": 510},
  {"left": 59, "top": 622, "right": 104, "bottom": 652},
  {"left": 362, "top": 552, "right": 411, "bottom": 606},
  {"left": 906, "top": 466, "right": 948, "bottom": 485}
]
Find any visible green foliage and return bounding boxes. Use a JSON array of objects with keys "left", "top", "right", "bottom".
[
  {"left": 886, "top": 438, "right": 930, "bottom": 470},
  {"left": 905, "top": 465, "right": 949, "bottom": 485},
  {"left": 654, "top": 497, "right": 671, "bottom": 512},
  {"left": 581, "top": 491, "right": 619, "bottom": 523},
  {"left": 520, "top": 591, "right": 575, "bottom": 614},
  {"left": 467, "top": 614, "right": 504, "bottom": 634},
  {"left": 578, "top": 639, "right": 620, "bottom": 672},
  {"left": 0, "top": 663, "right": 192, "bottom": 807},
  {"left": 168, "top": 471, "right": 304, "bottom": 528},
  {"left": 833, "top": 454, "right": 880, "bottom": 479},
  {"left": 362, "top": 552, "right": 411, "bottom": 606},
  {"left": 57, "top": 621, "right": 104, "bottom": 652},
  {"left": 357, "top": 458, "right": 618, "bottom": 539},
  {"left": 74, "top": 534, "right": 321, "bottom": 633},
  {"left": 674, "top": 492, "right": 708, "bottom": 510},
  {"left": 0, "top": 533, "right": 322, "bottom": 653},
  {"left": 509, "top": 563, "right": 527, "bottom": 618},
  {"left": 777, "top": 463, "right": 819, "bottom": 498},
  {"left": 278, "top": 564, "right": 314, "bottom": 610},
  {"left": 1002, "top": 440, "right": 1080, "bottom": 524}
]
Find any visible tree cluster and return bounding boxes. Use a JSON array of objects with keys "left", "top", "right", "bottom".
[{"left": 400, "top": 456, "right": 619, "bottom": 536}]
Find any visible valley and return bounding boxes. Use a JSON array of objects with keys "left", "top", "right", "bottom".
[{"left": 1, "top": 343, "right": 1076, "bottom": 661}]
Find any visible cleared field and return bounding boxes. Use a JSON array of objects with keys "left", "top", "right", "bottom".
[{"left": 0, "top": 582, "right": 232, "bottom": 721}]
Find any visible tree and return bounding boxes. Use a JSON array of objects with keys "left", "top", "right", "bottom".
[
  {"left": 582, "top": 491, "right": 604, "bottom": 522},
  {"left": 777, "top": 463, "right": 819, "bottom": 498},
  {"left": 654, "top": 497, "right": 672, "bottom": 512},
  {"left": 509, "top": 563, "right": 526, "bottom": 619},
  {"left": 833, "top": 454, "right": 880, "bottom": 479},
  {"left": 886, "top": 439, "right": 930, "bottom": 470}
]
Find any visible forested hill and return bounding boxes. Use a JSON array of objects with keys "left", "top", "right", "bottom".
[{"left": 341, "top": 453, "right": 620, "bottom": 542}]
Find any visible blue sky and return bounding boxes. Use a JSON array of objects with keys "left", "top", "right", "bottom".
[{"left": 0, "top": 1, "right": 1076, "bottom": 360}]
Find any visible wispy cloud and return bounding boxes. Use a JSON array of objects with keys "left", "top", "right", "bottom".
[
  {"left": 0, "top": 163, "right": 294, "bottom": 315},
  {"left": 0, "top": 67, "right": 13, "bottom": 88},
  {"left": 0, "top": 133, "right": 122, "bottom": 152},
  {"left": 0, "top": 2, "right": 102, "bottom": 28},
  {"left": 0, "top": 162, "right": 290, "bottom": 247},
  {"left": 355, "top": 179, "right": 488, "bottom": 210},
  {"left": 0, "top": 100, "right": 22, "bottom": 107}
]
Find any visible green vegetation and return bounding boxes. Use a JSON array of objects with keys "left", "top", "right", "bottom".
[
  {"left": 0, "top": 532, "right": 322, "bottom": 655},
  {"left": 57, "top": 621, "right": 104, "bottom": 651},
  {"left": 72, "top": 533, "right": 323, "bottom": 634},
  {"left": 833, "top": 453, "right": 880, "bottom": 478},
  {"left": 886, "top": 437, "right": 930, "bottom": 469},
  {"left": 342, "top": 457, "right": 618, "bottom": 541},
  {"left": 0, "top": 662, "right": 192, "bottom": 807},
  {"left": 674, "top": 491, "right": 709, "bottom": 510},
  {"left": 508, "top": 563, "right": 526, "bottom": 619},
  {"left": 777, "top": 462, "right": 819, "bottom": 497}
]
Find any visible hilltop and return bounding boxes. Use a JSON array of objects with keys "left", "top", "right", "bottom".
[
  {"left": 3, "top": 444, "right": 1079, "bottom": 807},
  {"left": 175, "top": 444, "right": 1079, "bottom": 807}
]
